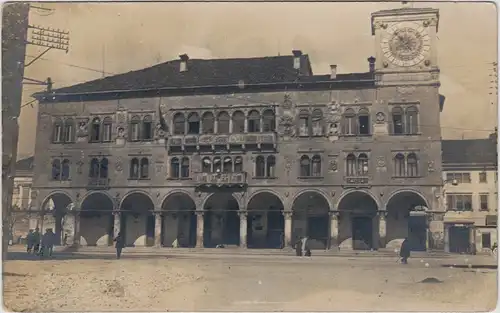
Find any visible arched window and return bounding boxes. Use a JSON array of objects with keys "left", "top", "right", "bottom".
[
  {"left": 63, "top": 118, "right": 74, "bottom": 143},
  {"left": 406, "top": 106, "right": 419, "bottom": 135},
  {"left": 91, "top": 117, "right": 101, "bottom": 142},
  {"left": 202, "top": 157, "right": 211, "bottom": 173},
  {"left": 392, "top": 107, "right": 404, "bottom": 135},
  {"left": 358, "top": 108, "right": 370, "bottom": 135},
  {"left": 61, "top": 159, "right": 70, "bottom": 180},
  {"left": 173, "top": 113, "right": 185, "bottom": 135},
  {"left": 140, "top": 158, "right": 149, "bottom": 179},
  {"left": 218, "top": 111, "right": 230, "bottom": 133},
  {"left": 342, "top": 109, "right": 356, "bottom": 135},
  {"left": 53, "top": 118, "right": 63, "bottom": 143},
  {"left": 89, "top": 158, "right": 100, "bottom": 178},
  {"left": 311, "top": 109, "right": 323, "bottom": 136},
  {"left": 255, "top": 156, "right": 266, "bottom": 177},
  {"left": 100, "top": 158, "right": 109, "bottom": 178},
  {"left": 407, "top": 153, "right": 418, "bottom": 177},
  {"left": 247, "top": 110, "right": 261, "bottom": 133},
  {"left": 266, "top": 155, "right": 276, "bottom": 178},
  {"left": 300, "top": 155, "right": 311, "bottom": 177},
  {"left": 262, "top": 109, "right": 276, "bottom": 132},
  {"left": 51, "top": 159, "right": 61, "bottom": 180},
  {"left": 201, "top": 112, "right": 215, "bottom": 134},
  {"left": 394, "top": 153, "right": 405, "bottom": 177},
  {"left": 142, "top": 115, "right": 153, "bottom": 140},
  {"left": 130, "top": 158, "right": 139, "bottom": 179},
  {"left": 187, "top": 112, "right": 200, "bottom": 134},
  {"left": 311, "top": 155, "right": 322, "bottom": 177},
  {"left": 130, "top": 115, "right": 141, "bottom": 141},
  {"left": 213, "top": 157, "right": 222, "bottom": 173},
  {"left": 346, "top": 154, "right": 357, "bottom": 177},
  {"left": 298, "top": 110, "right": 310, "bottom": 136},
  {"left": 357, "top": 153, "right": 369, "bottom": 176},
  {"left": 170, "top": 157, "right": 180, "bottom": 178},
  {"left": 234, "top": 157, "right": 243, "bottom": 172},
  {"left": 102, "top": 117, "right": 112, "bottom": 142},
  {"left": 223, "top": 157, "right": 233, "bottom": 173},
  {"left": 181, "top": 157, "right": 190, "bottom": 178},
  {"left": 232, "top": 111, "right": 245, "bottom": 133}
]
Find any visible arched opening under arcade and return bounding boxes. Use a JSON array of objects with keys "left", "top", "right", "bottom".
[
  {"left": 161, "top": 193, "right": 197, "bottom": 248},
  {"left": 291, "top": 191, "right": 330, "bottom": 250},
  {"left": 120, "top": 192, "right": 155, "bottom": 247},
  {"left": 246, "top": 192, "right": 284, "bottom": 249},
  {"left": 80, "top": 192, "right": 114, "bottom": 246},
  {"left": 337, "top": 191, "right": 379, "bottom": 250},
  {"left": 41, "top": 192, "right": 72, "bottom": 245},
  {"left": 203, "top": 193, "right": 240, "bottom": 247},
  {"left": 386, "top": 191, "right": 428, "bottom": 251}
]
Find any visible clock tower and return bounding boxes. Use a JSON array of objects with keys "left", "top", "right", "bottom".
[{"left": 371, "top": 6, "right": 439, "bottom": 85}]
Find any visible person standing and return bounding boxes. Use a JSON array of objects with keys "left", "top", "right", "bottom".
[
  {"left": 32, "top": 228, "right": 41, "bottom": 255},
  {"left": 114, "top": 232, "right": 125, "bottom": 259},
  {"left": 26, "top": 229, "right": 34, "bottom": 253},
  {"left": 41, "top": 228, "right": 55, "bottom": 258},
  {"left": 399, "top": 237, "right": 411, "bottom": 264}
]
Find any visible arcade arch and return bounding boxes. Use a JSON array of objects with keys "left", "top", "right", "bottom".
[
  {"left": 246, "top": 192, "right": 284, "bottom": 249},
  {"left": 161, "top": 192, "right": 197, "bottom": 248},
  {"left": 291, "top": 191, "right": 330, "bottom": 250},
  {"left": 120, "top": 192, "right": 155, "bottom": 247},
  {"left": 80, "top": 192, "right": 114, "bottom": 246},
  {"left": 41, "top": 192, "right": 72, "bottom": 245},
  {"left": 203, "top": 193, "right": 240, "bottom": 247}
]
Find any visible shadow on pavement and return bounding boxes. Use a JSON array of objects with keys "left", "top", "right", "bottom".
[
  {"left": 441, "top": 264, "right": 498, "bottom": 270},
  {"left": 6, "top": 251, "right": 176, "bottom": 261}
]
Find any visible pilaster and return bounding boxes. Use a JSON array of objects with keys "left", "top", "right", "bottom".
[
  {"left": 283, "top": 211, "right": 293, "bottom": 248},
  {"left": 195, "top": 210, "right": 204, "bottom": 248},
  {"left": 328, "top": 211, "right": 340, "bottom": 249},
  {"left": 113, "top": 210, "right": 121, "bottom": 239},
  {"left": 238, "top": 210, "right": 248, "bottom": 248},
  {"left": 378, "top": 211, "right": 387, "bottom": 249},
  {"left": 427, "top": 212, "right": 445, "bottom": 250},
  {"left": 154, "top": 211, "right": 162, "bottom": 247}
]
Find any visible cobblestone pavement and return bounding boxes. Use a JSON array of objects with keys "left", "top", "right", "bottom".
[{"left": 3, "top": 247, "right": 497, "bottom": 312}]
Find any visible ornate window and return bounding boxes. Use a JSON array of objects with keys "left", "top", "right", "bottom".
[
  {"left": 63, "top": 118, "right": 74, "bottom": 143},
  {"left": 202, "top": 157, "right": 211, "bottom": 173},
  {"left": 405, "top": 106, "right": 419, "bottom": 134},
  {"left": 142, "top": 115, "right": 153, "bottom": 140},
  {"left": 446, "top": 194, "right": 473, "bottom": 211},
  {"left": 218, "top": 111, "right": 230, "bottom": 133},
  {"left": 391, "top": 107, "right": 404, "bottom": 135},
  {"left": 61, "top": 159, "right": 70, "bottom": 180},
  {"left": 406, "top": 153, "right": 418, "bottom": 177},
  {"left": 234, "top": 157, "right": 243, "bottom": 172},
  {"left": 311, "top": 155, "right": 322, "bottom": 176},
  {"left": 300, "top": 155, "right": 311, "bottom": 177},
  {"left": 391, "top": 106, "right": 419, "bottom": 135},
  {"left": 232, "top": 111, "right": 245, "bottom": 133},
  {"left": 89, "top": 158, "right": 100, "bottom": 178},
  {"left": 181, "top": 157, "right": 190, "bottom": 178},
  {"left": 223, "top": 157, "right": 233, "bottom": 173},
  {"left": 262, "top": 109, "right": 276, "bottom": 132},
  {"left": 213, "top": 157, "right": 222, "bottom": 173},
  {"left": 173, "top": 113, "right": 185, "bottom": 135},
  {"left": 311, "top": 109, "right": 323, "bottom": 136},
  {"left": 129, "top": 158, "right": 139, "bottom": 179},
  {"left": 255, "top": 156, "right": 266, "bottom": 177},
  {"left": 346, "top": 153, "right": 357, "bottom": 177},
  {"left": 51, "top": 159, "right": 61, "bottom": 180},
  {"left": 53, "top": 118, "right": 63, "bottom": 143},
  {"left": 187, "top": 112, "right": 200, "bottom": 134},
  {"left": 342, "top": 109, "right": 356, "bottom": 135},
  {"left": 298, "top": 110, "right": 310, "bottom": 136},
  {"left": 248, "top": 110, "right": 261, "bottom": 133},
  {"left": 102, "top": 117, "right": 113, "bottom": 142},
  {"left": 90, "top": 117, "right": 101, "bottom": 142},
  {"left": 266, "top": 155, "right": 276, "bottom": 178},
  {"left": 357, "top": 108, "right": 370, "bottom": 135},
  {"left": 170, "top": 157, "right": 180, "bottom": 178},
  {"left": 130, "top": 115, "right": 141, "bottom": 141},
  {"left": 100, "top": 158, "right": 109, "bottom": 178},
  {"left": 140, "top": 158, "right": 149, "bottom": 179},
  {"left": 394, "top": 153, "right": 405, "bottom": 177},
  {"left": 201, "top": 112, "right": 215, "bottom": 134},
  {"left": 357, "top": 153, "right": 369, "bottom": 176}
]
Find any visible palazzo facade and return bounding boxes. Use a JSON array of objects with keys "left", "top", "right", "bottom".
[{"left": 30, "top": 7, "right": 447, "bottom": 250}]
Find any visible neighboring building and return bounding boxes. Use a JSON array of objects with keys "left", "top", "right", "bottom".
[
  {"left": 442, "top": 138, "right": 498, "bottom": 254},
  {"left": 10, "top": 156, "right": 35, "bottom": 240},
  {"left": 30, "top": 7, "right": 446, "bottom": 250}
]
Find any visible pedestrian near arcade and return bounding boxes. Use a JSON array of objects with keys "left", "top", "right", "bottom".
[
  {"left": 114, "top": 232, "right": 125, "bottom": 259},
  {"left": 399, "top": 237, "right": 411, "bottom": 264}
]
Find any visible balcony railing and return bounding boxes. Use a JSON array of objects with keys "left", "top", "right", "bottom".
[
  {"left": 168, "top": 133, "right": 276, "bottom": 149},
  {"left": 194, "top": 172, "right": 247, "bottom": 187},
  {"left": 87, "top": 177, "right": 111, "bottom": 190}
]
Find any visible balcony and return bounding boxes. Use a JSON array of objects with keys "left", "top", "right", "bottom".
[
  {"left": 168, "top": 133, "right": 276, "bottom": 150},
  {"left": 194, "top": 172, "right": 247, "bottom": 188},
  {"left": 87, "top": 177, "right": 111, "bottom": 190},
  {"left": 343, "top": 176, "right": 370, "bottom": 187}
]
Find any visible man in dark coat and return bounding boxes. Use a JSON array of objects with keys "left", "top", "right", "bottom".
[
  {"left": 400, "top": 237, "right": 411, "bottom": 264},
  {"left": 113, "top": 232, "right": 125, "bottom": 259}
]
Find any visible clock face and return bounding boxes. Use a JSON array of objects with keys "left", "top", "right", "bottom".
[{"left": 381, "top": 22, "right": 431, "bottom": 67}]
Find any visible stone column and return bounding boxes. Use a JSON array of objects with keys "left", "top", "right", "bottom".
[
  {"left": 73, "top": 211, "right": 81, "bottom": 247},
  {"left": 283, "top": 211, "right": 293, "bottom": 248},
  {"left": 378, "top": 211, "right": 387, "bottom": 249},
  {"left": 113, "top": 211, "right": 121, "bottom": 239},
  {"left": 443, "top": 224, "right": 450, "bottom": 253},
  {"left": 195, "top": 211, "right": 204, "bottom": 248},
  {"left": 154, "top": 212, "right": 162, "bottom": 247},
  {"left": 239, "top": 210, "right": 248, "bottom": 248},
  {"left": 329, "top": 211, "right": 339, "bottom": 249}
]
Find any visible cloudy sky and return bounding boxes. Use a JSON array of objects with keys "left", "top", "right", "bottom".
[{"left": 18, "top": 1, "right": 497, "bottom": 159}]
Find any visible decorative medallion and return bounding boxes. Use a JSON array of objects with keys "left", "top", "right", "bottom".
[
  {"left": 76, "top": 118, "right": 89, "bottom": 137},
  {"left": 115, "top": 157, "right": 123, "bottom": 172},
  {"left": 283, "top": 93, "right": 292, "bottom": 110},
  {"left": 375, "top": 112, "right": 385, "bottom": 124},
  {"left": 278, "top": 114, "right": 295, "bottom": 137},
  {"left": 328, "top": 158, "right": 338, "bottom": 172},
  {"left": 76, "top": 160, "right": 84, "bottom": 174},
  {"left": 284, "top": 156, "right": 292, "bottom": 173},
  {"left": 376, "top": 156, "right": 386, "bottom": 168},
  {"left": 427, "top": 161, "right": 435, "bottom": 172},
  {"left": 155, "top": 123, "right": 166, "bottom": 139},
  {"left": 117, "top": 127, "right": 126, "bottom": 139}
]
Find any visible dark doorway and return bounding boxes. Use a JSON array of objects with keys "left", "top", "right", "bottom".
[
  {"left": 146, "top": 215, "right": 155, "bottom": 246},
  {"left": 268, "top": 210, "right": 285, "bottom": 248},
  {"left": 308, "top": 216, "right": 329, "bottom": 247},
  {"left": 408, "top": 215, "right": 427, "bottom": 251},
  {"left": 352, "top": 216, "right": 373, "bottom": 250},
  {"left": 449, "top": 226, "right": 471, "bottom": 254},
  {"left": 107, "top": 216, "right": 114, "bottom": 246},
  {"left": 224, "top": 210, "right": 240, "bottom": 246},
  {"left": 189, "top": 213, "right": 197, "bottom": 247}
]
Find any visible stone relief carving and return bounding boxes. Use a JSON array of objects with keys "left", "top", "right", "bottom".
[
  {"left": 396, "top": 86, "right": 416, "bottom": 95},
  {"left": 328, "top": 158, "right": 338, "bottom": 172},
  {"left": 117, "top": 127, "right": 126, "bottom": 139},
  {"left": 76, "top": 118, "right": 89, "bottom": 137},
  {"left": 154, "top": 123, "right": 166, "bottom": 139},
  {"left": 427, "top": 161, "right": 435, "bottom": 172},
  {"left": 115, "top": 157, "right": 123, "bottom": 172},
  {"left": 376, "top": 156, "right": 386, "bottom": 168},
  {"left": 278, "top": 93, "right": 296, "bottom": 138},
  {"left": 375, "top": 112, "right": 385, "bottom": 124},
  {"left": 326, "top": 101, "right": 341, "bottom": 137},
  {"left": 284, "top": 156, "right": 293, "bottom": 174},
  {"left": 282, "top": 93, "right": 292, "bottom": 110}
]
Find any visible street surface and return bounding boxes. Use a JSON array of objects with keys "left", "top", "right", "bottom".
[{"left": 3, "top": 247, "right": 497, "bottom": 312}]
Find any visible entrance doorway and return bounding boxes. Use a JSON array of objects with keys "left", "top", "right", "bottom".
[
  {"left": 408, "top": 215, "right": 427, "bottom": 251},
  {"left": 291, "top": 191, "right": 330, "bottom": 249},
  {"left": 449, "top": 225, "right": 471, "bottom": 253},
  {"left": 203, "top": 193, "right": 240, "bottom": 247},
  {"left": 247, "top": 192, "right": 285, "bottom": 249},
  {"left": 352, "top": 216, "right": 373, "bottom": 250}
]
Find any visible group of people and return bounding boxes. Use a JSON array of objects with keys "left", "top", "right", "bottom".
[{"left": 26, "top": 228, "right": 57, "bottom": 258}]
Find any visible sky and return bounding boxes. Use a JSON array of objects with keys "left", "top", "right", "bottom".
[{"left": 17, "top": 1, "right": 498, "bottom": 159}]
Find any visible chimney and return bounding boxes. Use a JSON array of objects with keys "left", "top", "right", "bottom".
[
  {"left": 292, "top": 50, "right": 302, "bottom": 70},
  {"left": 367, "top": 56, "right": 376, "bottom": 72},
  {"left": 330, "top": 65, "right": 337, "bottom": 79},
  {"left": 179, "top": 54, "right": 189, "bottom": 72}
]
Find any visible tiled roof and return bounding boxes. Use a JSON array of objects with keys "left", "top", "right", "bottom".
[{"left": 442, "top": 139, "right": 497, "bottom": 166}]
